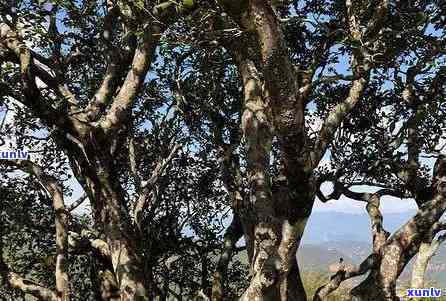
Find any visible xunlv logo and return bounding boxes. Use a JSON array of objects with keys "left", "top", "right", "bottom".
[
  {"left": 407, "top": 287, "right": 443, "bottom": 298},
  {"left": 0, "top": 150, "right": 29, "bottom": 160}
]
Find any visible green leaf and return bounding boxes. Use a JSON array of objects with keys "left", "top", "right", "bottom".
[{"left": 183, "top": 0, "right": 194, "bottom": 8}]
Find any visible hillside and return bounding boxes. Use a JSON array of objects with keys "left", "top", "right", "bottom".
[
  {"left": 297, "top": 210, "right": 446, "bottom": 288},
  {"left": 301, "top": 210, "right": 418, "bottom": 244}
]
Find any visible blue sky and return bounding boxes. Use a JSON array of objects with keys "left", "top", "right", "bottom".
[{"left": 1, "top": 2, "right": 444, "bottom": 217}]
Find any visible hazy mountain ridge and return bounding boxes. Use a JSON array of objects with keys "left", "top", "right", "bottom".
[
  {"left": 298, "top": 211, "right": 446, "bottom": 286},
  {"left": 301, "top": 210, "right": 418, "bottom": 244}
]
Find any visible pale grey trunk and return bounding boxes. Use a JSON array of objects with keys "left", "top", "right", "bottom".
[
  {"left": 410, "top": 238, "right": 444, "bottom": 289},
  {"left": 239, "top": 218, "right": 308, "bottom": 301},
  {"left": 410, "top": 243, "right": 433, "bottom": 289},
  {"left": 53, "top": 193, "right": 70, "bottom": 301}
]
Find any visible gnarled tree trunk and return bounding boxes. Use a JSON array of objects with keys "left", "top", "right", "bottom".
[{"left": 217, "top": 0, "right": 381, "bottom": 298}]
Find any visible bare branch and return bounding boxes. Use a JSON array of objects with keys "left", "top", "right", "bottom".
[
  {"left": 411, "top": 232, "right": 446, "bottom": 288},
  {"left": 67, "top": 193, "right": 88, "bottom": 212},
  {"left": 313, "top": 254, "right": 379, "bottom": 301},
  {"left": 133, "top": 143, "right": 182, "bottom": 226}
]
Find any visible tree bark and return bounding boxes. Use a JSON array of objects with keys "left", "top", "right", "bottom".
[
  {"left": 350, "top": 192, "right": 446, "bottom": 301},
  {"left": 51, "top": 186, "right": 70, "bottom": 301},
  {"left": 85, "top": 157, "right": 149, "bottom": 300},
  {"left": 410, "top": 235, "right": 446, "bottom": 289},
  {"left": 2, "top": 4, "right": 199, "bottom": 299},
  {"left": 0, "top": 161, "right": 71, "bottom": 300},
  {"left": 233, "top": 48, "right": 309, "bottom": 301},
  {"left": 211, "top": 215, "right": 244, "bottom": 301},
  {"left": 315, "top": 166, "right": 446, "bottom": 301},
  {"left": 90, "top": 251, "right": 121, "bottom": 301}
]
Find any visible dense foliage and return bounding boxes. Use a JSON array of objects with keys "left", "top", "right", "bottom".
[{"left": 0, "top": 0, "right": 445, "bottom": 300}]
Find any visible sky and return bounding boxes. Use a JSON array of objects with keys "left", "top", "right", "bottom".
[{"left": 0, "top": 3, "right": 444, "bottom": 217}]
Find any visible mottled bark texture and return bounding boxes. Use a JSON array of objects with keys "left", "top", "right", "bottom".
[
  {"left": 349, "top": 106, "right": 446, "bottom": 300},
  {"left": 0, "top": 2, "right": 198, "bottom": 299},
  {"left": 410, "top": 234, "right": 446, "bottom": 289},
  {"left": 0, "top": 161, "right": 71, "bottom": 301},
  {"left": 216, "top": 2, "right": 311, "bottom": 299},
  {"left": 43, "top": 174, "right": 71, "bottom": 301},
  {"left": 314, "top": 194, "right": 385, "bottom": 301},
  {"left": 216, "top": 0, "right": 384, "bottom": 298}
]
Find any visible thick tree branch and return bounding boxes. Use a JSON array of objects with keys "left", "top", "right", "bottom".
[
  {"left": 318, "top": 180, "right": 407, "bottom": 203},
  {"left": 0, "top": 23, "right": 75, "bottom": 129},
  {"left": 401, "top": 66, "right": 423, "bottom": 195},
  {"left": 0, "top": 262, "right": 57, "bottom": 301},
  {"left": 0, "top": 160, "right": 71, "bottom": 300},
  {"left": 310, "top": 75, "right": 369, "bottom": 167},
  {"left": 84, "top": 3, "right": 125, "bottom": 121},
  {"left": 411, "top": 233, "right": 446, "bottom": 289},
  {"left": 366, "top": 194, "right": 390, "bottom": 253},
  {"left": 313, "top": 184, "right": 444, "bottom": 301},
  {"left": 309, "top": 0, "right": 391, "bottom": 168},
  {"left": 68, "top": 230, "right": 110, "bottom": 258},
  {"left": 313, "top": 254, "right": 379, "bottom": 301},
  {"left": 100, "top": 28, "right": 159, "bottom": 133},
  {"left": 320, "top": 189, "right": 391, "bottom": 251},
  {"left": 99, "top": 1, "right": 199, "bottom": 134}
]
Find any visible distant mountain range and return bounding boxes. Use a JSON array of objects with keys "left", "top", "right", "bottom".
[
  {"left": 301, "top": 210, "right": 417, "bottom": 244},
  {"left": 298, "top": 211, "right": 446, "bottom": 286}
]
